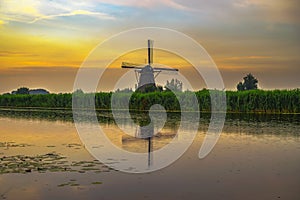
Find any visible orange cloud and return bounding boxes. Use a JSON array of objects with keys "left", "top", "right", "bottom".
[{"left": 224, "top": 56, "right": 273, "bottom": 60}]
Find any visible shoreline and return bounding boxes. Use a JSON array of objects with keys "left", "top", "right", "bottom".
[{"left": 0, "top": 106, "right": 299, "bottom": 115}]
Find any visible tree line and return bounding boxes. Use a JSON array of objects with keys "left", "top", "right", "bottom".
[{"left": 0, "top": 89, "right": 299, "bottom": 113}]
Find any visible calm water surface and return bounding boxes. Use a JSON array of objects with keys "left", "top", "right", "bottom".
[{"left": 0, "top": 110, "right": 299, "bottom": 200}]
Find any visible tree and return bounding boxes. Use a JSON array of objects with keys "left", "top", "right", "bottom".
[
  {"left": 237, "top": 82, "right": 245, "bottom": 91},
  {"left": 165, "top": 78, "right": 183, "bottom": 92},
  {"left": 73, "top": 89, "right": 84, "bottom": 94},
  {"left": 237, "top": 73, "right": 258, "bottom": 91},
  {"left": 16, "top": 87, "right": 29, "bottom": 94}
]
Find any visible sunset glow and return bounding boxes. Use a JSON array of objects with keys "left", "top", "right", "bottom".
[{"left": 0, "top": 0, "right": 299, "bottom": 92}]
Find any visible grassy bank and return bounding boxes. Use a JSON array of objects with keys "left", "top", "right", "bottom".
[{"left": 0, "top": 89, "right": 299, "bottom": 113}]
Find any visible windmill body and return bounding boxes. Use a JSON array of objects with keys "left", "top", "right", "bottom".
[
  {"left": 137, "top": 65, "right": 155, "bottom": 91},
  {"left": 121, "top": 40, "right": 178, "bottom": 92}
]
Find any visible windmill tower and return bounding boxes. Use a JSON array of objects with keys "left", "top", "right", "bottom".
[
  {"left": 135, "top": 125, "right": 154, "bottom": 167},
  {"left": 121, "top": 40, "right": 178, "bottom": 92}
]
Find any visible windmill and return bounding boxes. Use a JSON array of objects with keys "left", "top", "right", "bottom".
[{"left": 121, "top": 40, "right": 178, "bottom": 92}]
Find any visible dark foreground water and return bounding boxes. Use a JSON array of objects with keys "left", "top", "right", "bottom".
[{"left": 0, "top": 110, "right": 299, "bottom": 200}]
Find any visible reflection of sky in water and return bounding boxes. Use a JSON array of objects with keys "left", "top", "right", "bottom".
[{"left": 0, "top": 113, "right": 299, "bottom": 199}]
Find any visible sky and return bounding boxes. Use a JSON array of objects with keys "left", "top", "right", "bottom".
[{"left": 0, "top": 0, "right": 299, "bottom": 93}]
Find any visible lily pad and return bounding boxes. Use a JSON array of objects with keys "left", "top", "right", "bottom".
[{"left": 91, "top": 182, "right": 102, "bottom": 185}]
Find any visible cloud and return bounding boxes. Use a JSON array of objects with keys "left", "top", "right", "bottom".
[
  {"left": 0, "top": 51, "right": 38, "bottom": 57},
  {"left": 153, "top": 0, "right": 300, "bottom": 25},
  {"left": 2, "top": 0, "right": 298, "bottom": 27},
  {"left": 233, "top": 0, "right": 300, "bottom": 24},
  {"left": 221, "top": 56, "right": 274, "bottom": 66},
  {"left": 29, "top": 10, "right": 114, "bottom": 24},
  {"left": 224, "top": 56, "right": 273, "bottom": 60},
  {"left": 0, "top": 0, "right": 40, "bottom": 23},
  {"left": 163, "top": 0, "right": 191, "bottom": 11},
  {"left": 0, "top": 0, "right": 114, "bottom": 25},
  {"left": 92, "top": 0, "right": 191, "bottom": 11}
]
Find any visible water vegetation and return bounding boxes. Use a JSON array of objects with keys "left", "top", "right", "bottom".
[
  {"left": 0, "top": 89, "right": 299, "bottom": 113},
  {"left": 0, "top": 152, "right": 112, "bottom": 175}
]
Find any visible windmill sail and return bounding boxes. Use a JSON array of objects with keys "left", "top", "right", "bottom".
[
  {"left": 148, "top": 40, "right": 153, "bottom": 65},
  {"left": 121, "top": 62, "right": 143, "bottom": 69},
  {"left": 153, "top": 67, "right": 178, "bottom": 72}
]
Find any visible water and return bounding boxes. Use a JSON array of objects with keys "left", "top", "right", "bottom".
[{"left": 0, "top": 110, "right": 299, "bottom": 199}]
